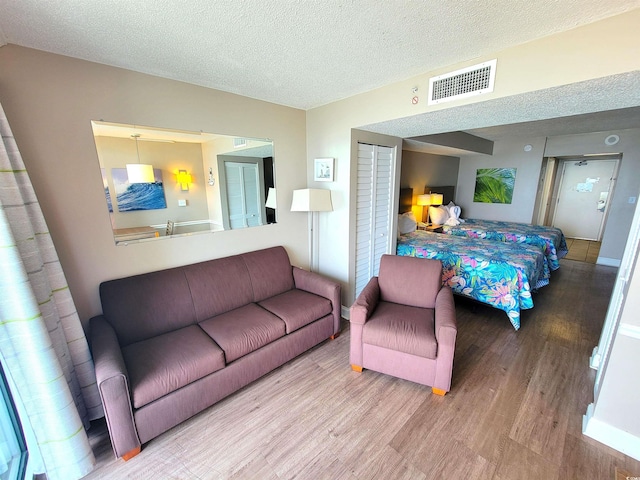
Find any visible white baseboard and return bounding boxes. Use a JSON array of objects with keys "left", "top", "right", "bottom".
[
  {"left": 597, "top": 256, "right": 621, "bottom": 267},
  {"left": 341, "top": 305, "right": 350, "bottom": 320},
  {"left": 583, "top": 403, "right": 640, "bottom": 461}
]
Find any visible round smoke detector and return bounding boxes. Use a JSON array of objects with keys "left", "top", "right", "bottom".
[{"left": 605, "top": 134, "right": 620, "bottom": 146}]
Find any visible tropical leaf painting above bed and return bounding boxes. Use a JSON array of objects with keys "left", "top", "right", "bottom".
[{"left": 474, "top": 168, "right": 517, "bottom": 204}]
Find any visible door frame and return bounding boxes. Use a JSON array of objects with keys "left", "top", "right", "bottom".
[{"left": 544, "top": 155, "right": 620, "bottom": 241}]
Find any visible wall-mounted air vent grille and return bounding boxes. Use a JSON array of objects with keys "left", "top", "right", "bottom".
[
  {"left": 428, "top": 59, "right": 497, "bottom": 105},
  {"left": 233, "top": 137, "right": 247, "bottom": 148}
]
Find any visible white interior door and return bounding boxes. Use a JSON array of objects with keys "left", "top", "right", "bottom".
[{"left": 552, "top": 159, "right": 618, "bottom": 240}]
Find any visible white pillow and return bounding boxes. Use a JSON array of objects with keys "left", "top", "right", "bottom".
[
  {"left": 428, "top": 206, "right": 449, "bottom": 225},
  {"left": 398, "top": 212, "right": 417, "bottom": 234}
]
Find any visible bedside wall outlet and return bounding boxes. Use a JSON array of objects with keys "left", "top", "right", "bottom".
[{"left": 178, "top": 199, "right": 187, "bottom": 207}]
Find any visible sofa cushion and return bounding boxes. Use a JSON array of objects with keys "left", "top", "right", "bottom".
[
  {"left": 362, "top": 301, "right": 437, "bottom": 359},
  {"left": 259, "top": 289, "right": 332, "bottom": 334},
  {"left": 241, "top": 246, "right": 295, "bottom": 302},
  {"left": 122, "top": 325, "right": 225, "bottom": 409},
  {"left": 184, "top": 255, "right": 254, "bottom": 321},
  {"left": 100, "top": 268, "right": 197, "bottom": 346},
  {"left": 199, "top": 303, "right": 286, "bottom": 363}
]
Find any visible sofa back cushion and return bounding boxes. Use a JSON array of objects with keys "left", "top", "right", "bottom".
[
  {"left": 241, "top": 246, "right": 295, "bottom": 302},
  {"left": 378, "top": 255, "right": 442, "bottom": 309},
  {"left": 100, "top": 267, "right": 197, "bottom": 346},
  {"left": 184, "top": 255, "right": 254, "bottom": 321}
]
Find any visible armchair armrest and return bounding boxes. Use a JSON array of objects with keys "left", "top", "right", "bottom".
[
  {"left": 434, "top": 286, "right": 456, "bottom": 340},
  {"left": 349, "top": 277, "right": 380, "bottom": 368},
  {"left": 293, "top": 266, "right": 341, "bottom": 335},
  {"left": 349, "top": 277, "right": 380, "bottom": 326},
  {"left": 90, "top": 315, "right": 140, "bottom": 459},
  {"left": 433, "top": 286, "right": 457, "bottom": 392}
]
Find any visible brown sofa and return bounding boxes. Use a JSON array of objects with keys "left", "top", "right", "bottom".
[{"left": 90, "top": 246, "right": 341, "bottom": 460}]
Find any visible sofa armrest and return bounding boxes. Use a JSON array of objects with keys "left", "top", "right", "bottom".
[
  {"left": 90, "top": 315, "right": 141, "bottom": 459},
  {"left": 349, "top": 277, "right": 380, "bottom": 326},
  {"left": 293, "top": 267, "right": 341, "bottom": 335}
]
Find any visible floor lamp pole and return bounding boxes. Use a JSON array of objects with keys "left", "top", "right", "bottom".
[{"left": 310, "top": 211, "right": 322, "bottom": 272}]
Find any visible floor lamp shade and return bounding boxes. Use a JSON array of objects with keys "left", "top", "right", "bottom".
[
  {"left": 290, "top": 188, "right": 333, "bottom": 212},
  {"left": 265, "top": 188, "right": 277, "bottom": 209}
]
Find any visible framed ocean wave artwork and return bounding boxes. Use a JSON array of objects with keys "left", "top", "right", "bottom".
[{"left": 111, "top": 168, "right": 167, "bottom": 212}]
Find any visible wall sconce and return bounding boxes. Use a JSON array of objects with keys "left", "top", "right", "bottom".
[
  {"left": 176, "top": 170, "right": 192, "bottom": 191},
  {"left": 126, "top": 134, "right": 155, "bottom": 183}
]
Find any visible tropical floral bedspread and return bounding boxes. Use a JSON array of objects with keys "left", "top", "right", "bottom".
[
  {"left": 397, "top": 231, "right": 549, "bottom": 330},
  {"left": 442, "top": 219, "right": 568, "bottom": 271}
]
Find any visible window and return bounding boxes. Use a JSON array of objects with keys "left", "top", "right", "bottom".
[{"left": 0, "top": 365, "right": 27, "bottom": 480}]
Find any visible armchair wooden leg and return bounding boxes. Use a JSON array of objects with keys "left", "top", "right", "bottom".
[
  {"left": 122, "top": 446, "right": 141, "bottom": 461},
  {"left": 432, "top": 387, "right": 447, "bottom": 396},
  {"left": 330, "top": 332, "right": 340, "bottom": 340},
  {"left": 351, "top": 365, "right": 363, "bottom": 373}
]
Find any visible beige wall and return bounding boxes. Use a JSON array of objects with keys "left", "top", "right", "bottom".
[
  {"left": 456, "top": 137, "right": 547, "bottom": 223},
  {"left": 0, "top": 45, "right": 308, "bottom": 328},
  {"left": 399, "top": 151, "right": 460, "bottom": 200}
]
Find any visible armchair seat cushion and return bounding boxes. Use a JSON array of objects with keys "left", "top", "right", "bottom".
[
  {"left": 362, "top": 301, "right": 437, "bottom": 359},
  {"left": 122, "top": 325, "right": 226, "bottom": 409},
  {"left": 199, "top": 303, "right": 286, "bottom": 363},
  {"left": 259, "top": 289, "right": 333, "bottom": 334}
]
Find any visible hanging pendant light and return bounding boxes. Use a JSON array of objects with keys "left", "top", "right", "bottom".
[{"left": 126, "top": 134, "right": 155, "bottom": 183}]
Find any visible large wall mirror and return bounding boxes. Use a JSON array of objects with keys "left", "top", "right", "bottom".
[{"left": 91, "top": 121, "right": 276, "bottom": 245}]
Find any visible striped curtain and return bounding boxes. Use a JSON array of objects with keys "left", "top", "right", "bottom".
[{"left": 0, "top": 103, "right": 101, "bottom": 479}]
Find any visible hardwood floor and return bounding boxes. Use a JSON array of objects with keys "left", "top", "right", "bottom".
[{"left": 82, "top": 259, "right": 640, "bottom": 480}]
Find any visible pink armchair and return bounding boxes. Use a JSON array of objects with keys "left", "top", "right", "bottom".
[{"left": 349, "top": 255, "right": 457, "bottom": 395}]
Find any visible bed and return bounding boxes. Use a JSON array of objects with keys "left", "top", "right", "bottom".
[
  {"left": 396, "top": 188, "right": 549, "bottom": 329},
  {"left": 397, "top": 230, "right": 548, "bottom": 330},
  {"left": 442, "top": 219, "right": 568, "bottom": 271}
]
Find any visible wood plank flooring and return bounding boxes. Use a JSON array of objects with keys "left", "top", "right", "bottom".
[
  {"left": 82, "top": 259, "right": 640, "bottom": 480},
  {"left": 564, "top": 238, "right": 601, "bottom": 263}
]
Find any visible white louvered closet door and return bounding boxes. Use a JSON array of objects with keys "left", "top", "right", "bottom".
[
  {"left": 225, "top": 161, "right": 262, "bottom": 229},
  {"left": 355, "top": 143, "right": 395, "bottom": 297}
]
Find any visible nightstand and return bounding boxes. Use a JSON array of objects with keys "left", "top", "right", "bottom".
[{"left": 418, "top": 224, "right": 443, "bottom": 233}]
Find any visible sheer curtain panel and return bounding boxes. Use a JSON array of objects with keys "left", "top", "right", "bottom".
[{"left": 0, "top": 102, "right": 100, "bottom": 479}]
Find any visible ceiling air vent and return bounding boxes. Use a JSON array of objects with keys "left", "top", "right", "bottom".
[
  {"left": 428, "top": 59, "right": 497, "bottom": 105},
  {"left": 233, "top": 137, "right": 247, "bottom": 148}
]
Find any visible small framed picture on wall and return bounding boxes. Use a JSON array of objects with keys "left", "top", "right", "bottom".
[{"left": 314, "top": 157, "right": 335, "bottom": 182}]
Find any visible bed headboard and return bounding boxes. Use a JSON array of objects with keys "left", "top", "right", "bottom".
[
  {"left": 425, "top": 185, "right": 455, "bottom": 205},
  {"left": 399, "top": 188, "right": 413, "bottom": 214}
]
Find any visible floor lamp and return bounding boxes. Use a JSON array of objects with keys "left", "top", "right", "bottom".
[{"left": 291, "top": 188, "right": 333, "bottom": 272}]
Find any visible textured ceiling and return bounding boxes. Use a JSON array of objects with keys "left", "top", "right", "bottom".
[{"left": 0, "top": 0, "right": 638, "bottom": 110}]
